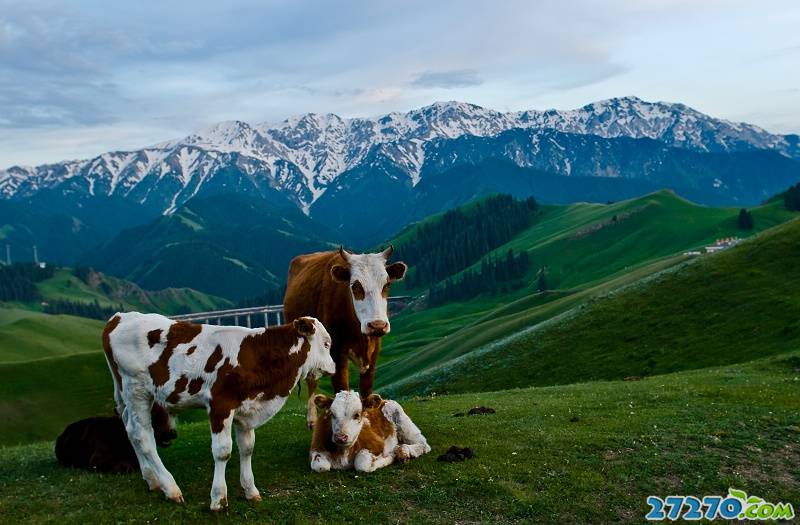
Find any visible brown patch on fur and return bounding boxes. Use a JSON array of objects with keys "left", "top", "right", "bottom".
[
  {"left": 102, "top": 315, "right": 123, "bottom": 393},
  {"left": 208, "top": 325, "right": 309, "bottom": 433},
  {"left": 186, "top": 345, "right": 196, "bottom": 356},
  {"left": 205, "top": 345, "right": 224, "bottom": 373},
  {"left": 147, "top": 329, "right": 162, "bottom": 348},
  {"left": 188, "top": 377, "right": 204, "bottom": 395},
  {"left": 167, "top": 376, "right": 188, "bottom": 404},
  {"left": 148, "top": 322, "right": 202, "bottom": 387},
  {"left": 351, "top": 280, "right": 366, "bottom": 300},
  {"left": 353, "top": 406, "right": 395, "bottom": 457}
]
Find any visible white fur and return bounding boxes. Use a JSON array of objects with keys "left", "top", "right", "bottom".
[
  {"left": 107, "top": 312, "right": 335, "bottom": 509},
  {"left": 341, "top": 252, "right": 392, "bottom": 334}
]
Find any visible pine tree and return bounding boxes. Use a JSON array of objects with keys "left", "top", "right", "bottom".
[{"left": 737, "top": 209, "right": 754, "bottom": 230}]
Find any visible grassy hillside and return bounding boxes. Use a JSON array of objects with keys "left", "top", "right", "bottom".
[
  {"left": 35, "top": 268, "right": 231, "bottom": 314},
  {"left": 0, "top": 309, "right": 103, "bottom": 364},
  {"left": 387, "top": 217, "right": 800, "bottom": 397},
  {"left": 380, "top": 191, "right": 795, "bottom": 383},
  {"left": 0, "top": 354, "right": 797, "bottom": 524},
  {"left": 83, "top": 193, "right": 335, "bottom": 300}
]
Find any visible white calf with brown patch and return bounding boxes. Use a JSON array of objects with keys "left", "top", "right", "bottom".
[
  {"left": 309, "top": 391, "right": 430, "bottom": 473},
  {"left": 102, "top": 312, "right": 335, "bottom": 510}
]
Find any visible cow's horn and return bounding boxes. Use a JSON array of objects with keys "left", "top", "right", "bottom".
[
  {"left": 339, "top": 246, "right": 352, "bottom": 261},
  {"left": 381, "top": 244, "right": 394, "bottom": 260}
]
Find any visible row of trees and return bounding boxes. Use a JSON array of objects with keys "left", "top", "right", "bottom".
[
  {"left": 428, "top": 249, "right": 531, "bottom": 306},
  {"left": 0, "top": 263, "right": 55, "bottom": 302},
  {"left": 44, "top": 299, "right": 123, "bottom": 320},
  {"left": 397, "top": 195, "right": 539, "bottom": 290}
]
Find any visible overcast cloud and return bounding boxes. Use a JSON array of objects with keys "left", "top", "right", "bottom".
[{"left": 0, "top": 0, "right": 798, "bottom": 166}]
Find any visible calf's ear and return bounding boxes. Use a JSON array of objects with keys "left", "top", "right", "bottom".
[
  {"left": 386, "top": 262, "right": 407, "bottom": 281},
  {"left": 293, "top": 317, "right": 316, "bottom": 336},
  {"left": 362, "top": 394, "right": 384, "bottom": 409},
  {"left": 330, "top": 265, "right": 351, "bottom": 283},
  {"left": 314, "top": 395, "right": 333, "bottom": 409}
]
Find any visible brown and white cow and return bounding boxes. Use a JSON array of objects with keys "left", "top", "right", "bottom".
[
  {"left": 102, "top": 312, "right": 335, "bottom": 510},
  {"left": 309, "top": 391, "right": 430, "bottom": 473},
  {"left": 284, "top": 246, "right": 407, "bottom": 429}
]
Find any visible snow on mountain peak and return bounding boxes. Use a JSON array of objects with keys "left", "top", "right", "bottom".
[{"left": 1, "top": 97, "right": 795, "bottom": 213}]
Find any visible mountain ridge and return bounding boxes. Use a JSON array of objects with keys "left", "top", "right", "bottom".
[{"left": 3, "top": 97, "right": 798, "bottom": 214}]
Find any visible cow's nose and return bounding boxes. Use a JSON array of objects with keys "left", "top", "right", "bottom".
[
  {"left": 366, "top": 320, "right": 388, "bottom": 335},
  {"left": 333, "top": 433, "right": 349, "bottom": 444}
]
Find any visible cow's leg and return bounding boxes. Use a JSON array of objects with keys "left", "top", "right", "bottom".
[
  {"left": 331, "top": 348, "right": 350, "bottom": 392},
  {"left": 358, "top": 340, "right": 381, "bottom": 397},
  {"left": 305, "top": 375, "right": 319, "bottom": 430},
  {"left": 310, "top": 450, "right": 332, "bottom": 472},
  {"left": 382, "top": 400, "right": 431, "bottom": 459},
  {"left": 234, "top": 422, "right": 260, "bottom": 502},
  {"left": 124, "top": 396, "right": 183, "bottom": 502},
  {"left": 353, "top": 449, "right": 394, "bottom": 473},
  {"left": 210, "top": 413, "right": 234, "bottom": 511}
]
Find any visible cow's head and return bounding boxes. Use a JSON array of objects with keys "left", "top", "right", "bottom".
[
  {"left": 293, "top": 317, "right": 336, "bottom": 379},
  {"left": 330, "top": 245, "right": 407, "bottom": 337},
  {"left": 314, "top": 391, "right": 384, "bottom": 447}
]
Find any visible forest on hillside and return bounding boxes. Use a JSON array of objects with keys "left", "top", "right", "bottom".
[{"left": 395, "top": 194, "right": 538, "bottom": 290}]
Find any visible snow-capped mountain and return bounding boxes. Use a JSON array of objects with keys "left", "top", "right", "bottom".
[{"left": 3, "top": 97, "right": 797, "bottom": 216}]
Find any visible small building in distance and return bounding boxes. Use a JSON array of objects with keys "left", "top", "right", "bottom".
[{"left": 705, "top": 237, "right": 741, "bottom": 254}]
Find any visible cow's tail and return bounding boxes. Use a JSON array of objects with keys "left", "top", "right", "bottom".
[{"left": 102, "top": 314, "right": 126, "bottom": 419}]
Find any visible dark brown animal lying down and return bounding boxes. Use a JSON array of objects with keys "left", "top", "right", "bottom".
[{"left": 55, "top": 416, "right": 140, "bottom": 473}]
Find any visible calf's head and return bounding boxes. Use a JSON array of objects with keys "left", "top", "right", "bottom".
[
  {"left": 330, "top": 245, "right": 407, "bottom": 337},
  {"left": 314, "top": 391, "right": 384, "bottom": 447},
  {"left": 293, "top": 317, "right": 336, "bottom": 379}
]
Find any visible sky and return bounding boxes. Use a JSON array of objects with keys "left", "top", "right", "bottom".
[{"left": 1, "top": 0, "right": 798, "bottom": 167}]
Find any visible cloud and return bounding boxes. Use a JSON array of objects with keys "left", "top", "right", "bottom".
[
  {"left": 412, "top": 70, "right": 484, "bottom": 89},
  {"left": 0, "top": 0, "right": 797, "bottom": 166}
]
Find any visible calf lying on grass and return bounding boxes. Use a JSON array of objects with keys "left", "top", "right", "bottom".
[
  {"left": 309, "top": 391, "right": 430, "bottom": 473},
  {"left": 55, "top": 416, "right": 139, "bottom": 473},
  {"left": 103, "top": 312, "right": 336, "bottom": 510}
]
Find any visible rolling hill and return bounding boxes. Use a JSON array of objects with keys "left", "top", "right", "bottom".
[
  {"left": 83, "top": 193, "right": 335, "bottom": 300},
  {"left": 379, "top": 190, "right": 795, "bottom": 376},
  {"left": 385, "top": 215, "right": 800, "bottom": 397}
]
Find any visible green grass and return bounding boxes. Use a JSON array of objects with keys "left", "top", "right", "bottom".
[
  {"left": 387, "top": 217, "right": 800, "bottom": 397},
  {"left": 0, "top": 354, "right": 797, "bottom": 524},
  {"left": 0, "top": 309, "right": 103, "bottom": 364}
]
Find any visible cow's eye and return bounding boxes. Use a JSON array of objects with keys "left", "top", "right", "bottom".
[{"left": 353, "top": 414, "right": 359, "bottom": 420}]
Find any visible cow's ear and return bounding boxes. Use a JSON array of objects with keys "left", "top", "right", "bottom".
[
  {"left": 386, "top": 262, "right": 407, "bottom": 281},
  {"left": 293, "top": 317, "right": 316, "bottom": 336},
  {"left": 362, "top": 394, "right": 384, "bottom": 409},
  {"left": 314, "top": 395, "right": 333, "bottom": 410},
  {"left": 330, "top": 265, "right": 351, "bottom": 283}
]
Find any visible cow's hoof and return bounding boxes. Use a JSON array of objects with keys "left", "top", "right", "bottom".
[
  {"left": 394, "top": 445, "right": 411, "bottom": 462},
  {"left": 167, "top": 493, "right": 185, "bottom": 504},
  {"left": 210, "top": 497, "right": 228, "bottom": 512},
  {"left": 246, "top": 493, "right": 262, "bottom": 503}
]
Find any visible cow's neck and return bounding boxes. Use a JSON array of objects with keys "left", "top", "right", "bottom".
[{"left": 237, "top": 326, "right": 310, "bottom": 394}]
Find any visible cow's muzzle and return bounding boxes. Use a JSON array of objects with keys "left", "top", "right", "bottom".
[{"left": 366, "top": 320, "right": 388, "bottom": 336}]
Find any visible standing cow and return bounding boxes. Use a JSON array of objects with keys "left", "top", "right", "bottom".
[
  {"left": 102, "top": 312, "right": 335, "bottom": 510},
  {"left": 284, "top": 246, "right": 407, "bottom": 429}
]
